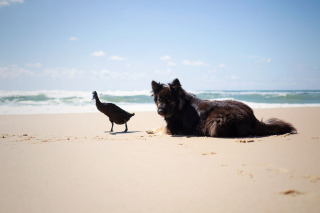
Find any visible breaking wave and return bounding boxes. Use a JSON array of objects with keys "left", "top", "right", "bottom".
[{"left": 0, "top": 90, "right": 319, "bottom": 114}]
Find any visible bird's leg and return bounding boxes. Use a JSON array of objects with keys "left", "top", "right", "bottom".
[
  {"left": 124, "top": 123, "right": 128, "bottom": 132},
  {"left": 110, "top": 122, "right": 114, "bottom": 132}
]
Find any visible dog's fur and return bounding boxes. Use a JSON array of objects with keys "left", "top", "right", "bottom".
[{"left": 151, "top": 79, "right": 296, "bottom": 137}]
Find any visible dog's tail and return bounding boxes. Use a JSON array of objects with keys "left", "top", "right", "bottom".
[{"left": 255, "top": 118, "right": 297, "bottom": 136}]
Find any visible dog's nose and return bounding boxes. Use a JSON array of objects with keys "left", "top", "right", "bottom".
[{"left": 158, "top": 108, "right": 164, "bottom": 115}]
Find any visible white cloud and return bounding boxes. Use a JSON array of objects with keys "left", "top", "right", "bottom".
[
  {"left": 69, "top": 37, "right": 79, "bottom": 41},
  {"left": 218, "top": 63, "right": 226, "bottom": 68},
  {"left": 160, "top": 55, "right": 172, "bottom": 60},
  {"left": 255, "top": 58, "right": 271, "bottom": 63},
  {"left": 226, "top": 75, "right": 239, "bottom": 80},
  {"left": 182, "top": 60, "right": 209, "bottom": 66},
  {"left": 0, "top": 65, "right": 34, "bottom": 78},
  {"left": 43, "top": 68, "right": 84, "bottom": 78},
  {"left": 93, "top": 69, "right": 145, "bottom": 79},
  {"left": 0, "top": 0, "right": 24, "bottom": 7},
  {"left": 167, "top": 61, "right": 177, "bottom": 66},
  {"left": 94, "top": 70, "right": 119, "bottom": 78},
  {"left": 0, "top": 1, "right": 10, "bottom": 7},
  {"left": 90, "top": 51, "right": 106, "bottom": 57},
  {"left": 25, "top": 62, "right": 42, "bottom": 68},
  {"left": 199, "top": 75, "right": 217, "bottom": 82},
  {"left": 110, "top": 55, "right": 127, "bottom": 61}
]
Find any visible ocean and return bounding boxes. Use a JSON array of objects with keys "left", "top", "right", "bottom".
[{"left": 0, "top": 90, "right": 320, "bottom": 115}]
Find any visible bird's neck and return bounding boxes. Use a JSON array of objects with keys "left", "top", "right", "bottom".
[{"left": 95, "top": 96, "right": 102, "bottom": 105}]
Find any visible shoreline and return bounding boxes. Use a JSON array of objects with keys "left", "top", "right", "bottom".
[
  {"left": 1, "top": 105, "right": 320, "bottom": 116},
  {"left": 1, "top": 107, "right": 320, "bottom": 213}
]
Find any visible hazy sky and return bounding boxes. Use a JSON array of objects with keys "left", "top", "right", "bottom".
[{"left": 0, "top": 0, "right": 319, "bottom": 91}]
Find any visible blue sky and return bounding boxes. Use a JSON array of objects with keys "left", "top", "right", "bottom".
[{"left": 0, "top": 0, "right": 319, "bottom": 91}]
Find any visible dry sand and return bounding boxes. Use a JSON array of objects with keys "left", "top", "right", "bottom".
[{"left": 0, "top": 107, "right": 320, "bottom": 213}]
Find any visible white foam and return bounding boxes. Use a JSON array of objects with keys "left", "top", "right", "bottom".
[
  {"left": 0, "top": 90, "right": 151, "bottom": 98},
  {"left": 0, "top": 103, "right": 156, "bottom": 115},
  {"left": 212, "top": 98, "right": 320, "bottom": 108}
]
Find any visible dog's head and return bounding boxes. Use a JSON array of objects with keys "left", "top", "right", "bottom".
[{"left": 151, "top": 78, "right": 187, "bottom": 118}]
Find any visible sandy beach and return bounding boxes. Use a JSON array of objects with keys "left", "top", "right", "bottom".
[{"left": 0, "top": 107, "right": 320, "bottom": 213}]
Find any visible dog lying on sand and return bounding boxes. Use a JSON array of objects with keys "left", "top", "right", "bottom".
[{"left": 150, "top": 78, "right": 296, "bottom": 137}]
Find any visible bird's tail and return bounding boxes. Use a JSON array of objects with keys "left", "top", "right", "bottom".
[
  {"left": 255, "top": 118, "right": 297, "bottom": 136},
  {"left": 130, "top": 113, "right": 135, "bottom": 117}
]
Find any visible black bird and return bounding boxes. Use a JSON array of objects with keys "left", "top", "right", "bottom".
[{"left": 92, "top": 91, "right": 135, "bottom": 132}]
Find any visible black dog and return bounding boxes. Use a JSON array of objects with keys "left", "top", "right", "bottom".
[{"left": 151, "top": 78, "right": 296, "bottom": 137}]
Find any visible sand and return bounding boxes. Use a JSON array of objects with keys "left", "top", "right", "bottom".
[{"left": 0, "top": 107, "right": 320, "bottom": 213}]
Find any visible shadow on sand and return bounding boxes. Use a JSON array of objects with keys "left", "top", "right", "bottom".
[{"left": 104, "top": 131, "right": 142, "bottom": 135}]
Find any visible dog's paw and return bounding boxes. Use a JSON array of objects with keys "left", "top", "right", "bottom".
[
  {"left": 146, "top": 128, "right": 156, "bottom": 134},
  {"left": 146, "top": 126, "right": 167, "bottom": 135}
]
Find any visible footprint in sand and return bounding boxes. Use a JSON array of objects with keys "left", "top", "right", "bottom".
[
  {"left": 133, "top": 136, "right": 146, "bottom": 140},
  {"left": 267, "top": 167, "right": 292, "bottom": 174},
  {"left": 235, "top": 139, "right": 254, "bottom": 143},
  {"left": 202, "top": 152, "right": 217, "bottom": 156},
  {"left": 280, "top": 190, "right": 304, "bottom": 196},
  {"left": 260, "top": 164, "right": 292, "bottom": 174},
  {"left": 237, "top": 170, "right": 243, "bottom": 174},
  {"left": 2, "top": 135, "right": 9, "bottom": 138},
  {"left": 1, "top": 134, "right": 15, "bottom": 138},
  {"left": 236, "top": 169, "right": 254, "bottom": 179},
  {"left": 302, "top": 175, "right": 320, "bottom": 183}
]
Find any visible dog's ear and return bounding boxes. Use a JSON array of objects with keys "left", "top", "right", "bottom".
[
  {"left": 169, "top": 78, "right": 186, "bottom": 110},
  {"left": 151, "top": 80, "right": 163, "bottom": 96},
  {"left": 170, "top": 78, "right": 181, "bottom": 88},
  {"left": 169, "top": 78, "right": 183, "bottom": 91}
]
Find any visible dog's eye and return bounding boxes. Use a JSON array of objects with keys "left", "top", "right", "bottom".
[{"left": 167, "top": 99, "right": 171, "bottom": 103}]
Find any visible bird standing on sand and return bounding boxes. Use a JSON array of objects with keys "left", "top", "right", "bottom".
[{"left": 92, "top": 91, "right": 135, "bottom": 132}]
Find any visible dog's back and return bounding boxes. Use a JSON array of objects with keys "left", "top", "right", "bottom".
[{"left": 199, "top": 99, "right": 295, "bottom": 137}]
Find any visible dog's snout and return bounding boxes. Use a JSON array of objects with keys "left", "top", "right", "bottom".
[{"left": 157, "top": 108, "right": 165, "bottom": 116}]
